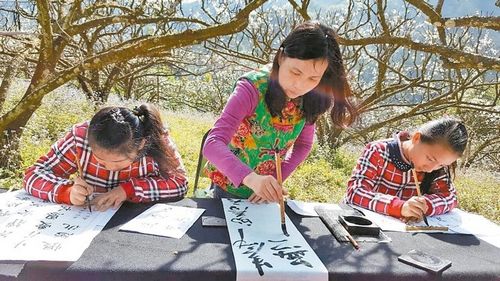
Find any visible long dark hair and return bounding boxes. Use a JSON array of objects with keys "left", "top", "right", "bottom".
[
  {"left": 418, "top": 117, "right": 468, "bottom": 193},
  {"left": 266, "top": 21, "right": 356, "bottom": 126},
  {"left": 88, "top": 104, "right": 179, "bottom": 177}
]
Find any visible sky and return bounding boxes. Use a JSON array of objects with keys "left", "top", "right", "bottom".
[{"left": 310, "top": 0, "right": 499, "bottom": 16}]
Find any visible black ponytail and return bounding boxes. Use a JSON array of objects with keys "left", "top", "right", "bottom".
[{"left": 133, "top": 104, "right": 181, "bottom": 177}]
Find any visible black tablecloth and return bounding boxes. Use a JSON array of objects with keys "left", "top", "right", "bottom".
[{"left": 2, "top": 198, "right": 500, "bottom": 281}]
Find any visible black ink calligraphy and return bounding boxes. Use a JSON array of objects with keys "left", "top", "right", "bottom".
[
  {"left": 58, "top": 205, "right": 72, "bottom": 212},
  {"left": 6, "top": 218, "right": 26, "bottom": 228},
  {"left": 54, "top": 232, "right": 73, "bottom": 239},
  {"left": 0, "top": 209, "right": 10, "bottom": 217},
  {"left": 269, "top": 239, "right": 313, "bottom": 268},
  {"left": 234, "top": 228, "right": 273, "bottom": 276},
  {"left": 36, "top": 220, "right": 52, "bottom": 230},
  {"left": 42, "top": 241, "right": 62, "bottom": 251},
  {"left": 45, "top": 212, "right": 61, "bottom": 220},
  {"left": 62, "top": 223, "right": 79, "bottom": 231},
  {"left": 0, "top": 230, "right": 13, "bottom": 238},
  {"left": 228, "top": 199, "right": 253, "bottom": 226}
]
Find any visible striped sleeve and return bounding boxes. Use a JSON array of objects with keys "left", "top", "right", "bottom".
[
  {"left": 23, "top": 128, "right": 78, "bottom": 204},
  {"left": 119, "top": 133, "right": 188, "bottom": 202},
  {"left": 344, "top": 142, "right": 405, "bottom": 217},
  {"left": 424, "top": 168, "right": 458, "bottom": 216},
  {"left": 120, "top": 175, "right": 188, "bottom": 203}
]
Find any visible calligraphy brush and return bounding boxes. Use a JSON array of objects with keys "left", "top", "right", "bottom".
[
  {"left": 73, "top": 140, "right": 92, "bottom": 213},
  {"left": 275, "top": 150, "right": 289, "bottom": 237},
  {"left": 345, "top": 233, "right": 360, "bottom": 250},
  {"left": 411, "top": 168, "right": 428, "bottom": 226}
]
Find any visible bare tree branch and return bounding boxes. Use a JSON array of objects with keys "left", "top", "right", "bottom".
[
  {"left": 287, "top": 0, "right": 311, "bottom": 20},
  {"left": 443, "top": 16, "right": 500, "bottom": 31},
  {"left": 35, "top": 0, "right": 53, "bottom": 62},
  {"left": 337, "top": 35, "right": 500, "bottom": 70}
]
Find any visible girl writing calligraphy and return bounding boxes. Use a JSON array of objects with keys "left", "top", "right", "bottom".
[
  {"left": 24, "top": 104, "right": 187, "bottom": 211},
  {"left": 344, "top": 117, "right": 468, "bottom": 221}
]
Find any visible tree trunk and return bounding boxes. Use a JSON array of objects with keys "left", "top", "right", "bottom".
[
  {"left": 0, "top": 130, "right": 21, "bottom": 175},
  {"left": 0, "top": 105, "right": 37, "bottom": 171},
  {"left": 0, "top": 57, "right": 53, "bottom": 168},
  {"left": 315, "top": 114, "right": 347, "bottom": 149},
  {"left": 0, "top": 55, "right": 23, "bottom": 111}
]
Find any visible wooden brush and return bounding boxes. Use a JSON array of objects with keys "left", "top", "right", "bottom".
[
  {"left": 73, "top": 140, "right": 91, "bottom": 213},
  {"left": 345, "top": 233, "right": 360, "bottom": 250},
  {"left": 411, "top": 169, "right": 428, "bottom": 226},
  {"left": 275, "top": 150, "right": 288, "bottom": 237},
  {"left": 406, "top": 225, "right": 449, "bottom": 232}
]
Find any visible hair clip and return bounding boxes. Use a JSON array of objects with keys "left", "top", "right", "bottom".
[
  {"left": 132, "top": 106, "right": 145, "bottom": 117},
  {"left": 131, "top": 106, "right": 146, "bottom": 124},
  {"left": 110, "top": 109, "right": 125, "bottom": 123}
]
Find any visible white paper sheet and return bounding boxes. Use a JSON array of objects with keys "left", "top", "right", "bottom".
[
  {"left": 0, "top": 190, "right": 117, "bottom": 261},
  {"left": 352, "top": 205, "right": 500, "bottom": 248},
  {"left": 287, "top": 199, "right": 341, "bottom": 217},
  {"left": 119, "top": 204, "right": 205, "bottom": 239},
  {"left": 222, "top": 199, "right": 328, "bottom": 281}
]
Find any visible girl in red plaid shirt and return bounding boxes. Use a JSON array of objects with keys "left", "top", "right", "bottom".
[
  {"left": 344, "top": 117, "right": 468, "bottom": 222},
  {"left": 23, "top": 104, "right": 188, "bottom": 211}
]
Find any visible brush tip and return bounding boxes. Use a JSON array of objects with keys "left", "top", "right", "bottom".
[
  {"left": 281, "top": 223, "right": 289, "bottom": 236},
  {"left": 423, "top": 216, "right": 429, "bottom": 226}
]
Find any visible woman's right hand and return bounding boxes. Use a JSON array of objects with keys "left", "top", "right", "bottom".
[
  {"left": 70, "top": 177, "right": 94, "bottom": 205},
  {"left": 243, "top": 172, "right": 283, "bottom": 203},
  {"left": 401, "top": 196, "right": 428, "bottom": 222},
  {"left": 248, "top": 193, "right": 268, "bottom": 204}
]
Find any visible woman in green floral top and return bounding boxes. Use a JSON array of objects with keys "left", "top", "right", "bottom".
[{"left": 203, "top": 21, "right": 357, "bottom": 203}]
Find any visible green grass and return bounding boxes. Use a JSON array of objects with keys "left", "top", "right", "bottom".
[
  {"left": 1, "top": 88, "right": 498, "bottom": 224},
  {"left": 454, "top": 171, "right": 499, "bottom": 224},
  {"left": 164, "top": 111, "right": 214, "bottom": 197}
]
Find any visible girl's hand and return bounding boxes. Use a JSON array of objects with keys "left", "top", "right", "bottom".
[
  {"left": 92, "top": 187, "right": 126, "bottom": 211},
  {"left": 70, "top": 177, "right": 94, "bottom": 205},
  {"left": 401, "top": 196, "right": 428, "bottom": 222},
  {"left": 243, "top": 172, "right": 283, "bottom": 203}
]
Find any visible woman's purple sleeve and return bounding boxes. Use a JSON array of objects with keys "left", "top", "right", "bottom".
[{"left": 202, "top": 79, "right": 258, "bottom": 187}]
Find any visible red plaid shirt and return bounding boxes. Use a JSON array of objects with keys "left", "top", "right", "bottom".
[
  {"left": 23, "top": 122, "right": 188, "bottom": 204},
  {"left": 344, "top": 132, "right": 458, "bottom": 218}
]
